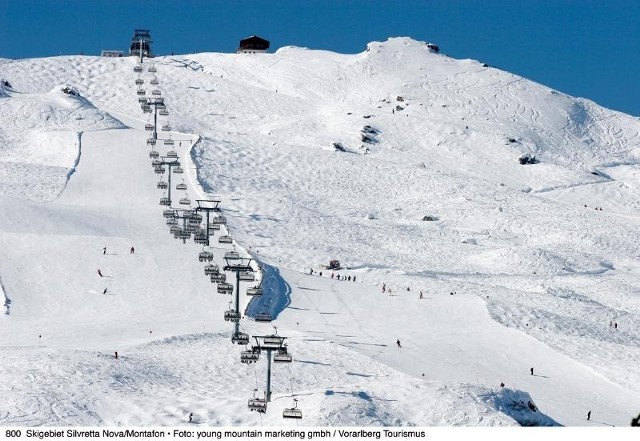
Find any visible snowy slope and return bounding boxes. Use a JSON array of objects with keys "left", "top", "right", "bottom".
[{"left": 1, "top": 37, "right": 640, "bottom": 426}]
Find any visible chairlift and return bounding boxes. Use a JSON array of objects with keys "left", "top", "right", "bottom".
[
  {"left": 159, "top": 197, "right": 171, "bottom": 206},
  {"left": 133, "top": 64, "right": 143, "bottom": 73},
  {"left": 149, "top": 150, "right": 159, "bottom": 159},
  {"left": 135, "top": 78, "right": 144, "bottom": 85},
  {"left": 173, "top": 166, "right": 184, "bottom": 174},
  {"left": 159, "top": 109, "right": 169, "bottom": 116},
  {"left": 154, "top": 166, "right": 165, "bottom": 174},
  {"left": 274, "top": 348, "right": 292, "bottom": 363},
  {"left": 166, "top": 150, "right": 178, "bottom": 158},
  {"left": 224, "top": 251, "right": 240, "bottom": 260},
  {"left": 248, "top": 397, "right": 267, "bottom": 413},
  {"left": 152, "top": 89, "right": 161, "bottom": 96},
  {"left": 232, "top": 332, "right": 250, "bottom": 345},
  {"left": 150, "top": 77, "right": 159, "bottom": 85},
  {"left": 198, "top": 251, "right": 214, "bottom": 262},
  {"left": 224, "top": 310, "right": 241, "bottom": 322},
  {"left": 179, "top": 197, "right": 191, "bottom": 206},
  {"left": 163, "top": 209, "right": 176, "bottom": 218},
  {"left": 246, "top": 286, "right": 262, "bottom": 297},
  {"left": 255, "top": 313, "right": 272, "bottom": 323},
  {"left": 282, "top": 399, "right": 302, "bottom": 419},
  {"left": 240, "top": 349, "right": 260, "bottom": 364},
  {"left": 137, "top": 89, "right": 146, "bottom": 96},
  {"left": 161, "top": 124, "right": 171, "bottom": 131},
  {"left": 175, "top": 230, "right": 191, "bottom": 239},
  {"left": 210, "top": 273, "right": 226, "bottom": 283},
  {"left": 164, "top": 138, "right": 175, "bottom": 146},
  {"left": 156, "top": 180, "right": 168, "bottom": 189},
  {"left": 204, "top": 264, "right": 219, "bottom": 275},
  {"left": 217, "top": 283, "right": 233, "bottom": 294},
  {"left": 148, "top": 65, "right": 157, "bottom": 73},
  {"left": 194, "top": 234, "right": 208, "bottom": 245},
  {"left": 239, "top": 271, "right": 255, "bottom": 282},
  {"left": 261, "top": 335, "right": 283, "bottom": 348}
]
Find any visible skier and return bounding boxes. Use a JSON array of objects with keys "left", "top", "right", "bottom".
[
  {"left": 103, "top": 288, "right": 108, "bottom": 295},
  {"left": 396, "top": 339, "right": 402, "bottom": 348},
  {"left": 130, "top": 246, "right": 135, "bottom": 254},
  {"left": 500, "top": 382, "right": 505, "bottom": 388},
  {"left": 419, "top": 291, "right": 423, "bottom": 299},
  {"left": 614, "top": 322, "right": 618, "bottom": 329},
  {"left": 382, "top": 283, "right": 386, "bottom": 293},
  {"left": 530, "top": 367, "right": 534, "bottom": 376},
  {"left": 587, "top": 411, "right": 591, "bottom": 421},
  {"left": 114, "top": 351, "right": 118, "bottom": 359},
  {"left": 103, "top": 247, "right": 107, "bottom": 255},
  {"left": 189, "top": 413, "right": 193, "bottom": 423},
  {"left": 353, "top": 276, "right": 356, "bottom": 282},
  {"left": 309, "top": 268, "right": 313, "bottom": 275},
  {"left": 97, "top": 269, "right": 103, "bottom": 277}
]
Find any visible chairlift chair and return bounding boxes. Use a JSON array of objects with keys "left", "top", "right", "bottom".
[
  {"left": 248, "top": 398, "right": 267, "bottom": 413},
  {"left": 198, "top": 251, "right": 214, "bottom": 262},
  {"left": 156, "top": 180, "right": 168, "bottom": 189},
  {"left": 145, "top": 124, "right": 154, "bottom": 131},
  {"left": 218, "top": 235, "right": 232, "bottom": 244},
  {"left": 282, "top": 399, "right": 302, "bottom": 419},
  {"left": 147, "top": 138, "right": 156, "bottom": 145},
  {"left": 208, "top": 223, "right": 221, "bottom": 231},
  {"left": 210, "top": 273, "right": 226, "bottom": 283},
  {"left": 138, "top": 97, "right": 148, "bottom": 104},
  {"left": 137, "top": 89, "right": 146, "bottom": 96},
  {"left": 159, "top": 197, "right": 171, "bottom": 206},
  {"left": 152, "top": 89, "right": 161, "bottom": 96},
  {"left": 150, "top": 77, "right": 159, "bottom": 85},
  {"left": 159, "top": 109, "right": 169, "bottom": 116},
  {"left": 163, "top": 209, "right": 176, "bottom": 218},
  {"left": 194, "top": 234, "right": 208, "bottom": 245},
  {"left": 179, "top": 197, "right": 191, "bottom": 206},
  {"left": 176, "top": 182, "right": 187, "bottom": 191},
  {"left": 211, "top": 216, "right": 227, "bottom": 225},
  {"left": 166, "top": 150, "right": 178, "bottom": 158},
  {"left": 232, "top": 332, "right": 250, "bottom": 345},
  {"left": 161, "top": 124, "right": 171, "bottom": 131},
  {"left": 255, "top": 313, "right": 272, "bottom": 323},
  {"left": 166, "top": 218, "right": 178, "bottom": 226},
  {"left": 224, "top": 310, "right": 241, "bottom": 322},
  {"left": 246, "top": 286, "right": 262, "bottom": 297},
  {"left": 154, "top": 166, "right": 165, "bottom": 174},
  {"left": 149, "top": 150, "right": 159, "bottom": 159},
  {"left": 204, "top": 264, "right": 219, "bottom": 275},
  {"left": 190, "top": 213, "right": 203, "bottom": 222},
  {"left": 148, "top": 65, "right": 157, "bottom": 73},
  {"left": 164, "top": 138, "right": 175, "bottom": 146},
  {"left": 173, "top": 166, "right": 184, "bottom": 174},
  {"left": 224, "top": 251, "right": 240, "bottom": 260},
  {"left": 151, "top": 159, "right": 162, "bottom": 167},
  {"left": 133, "top": 65, "right": 143, "bottom": 73},
  {"left": 217, "top": 283, "right": 233, "bottom": 294},
  {"left": 170, "top": 225, "right": 181, "bottom": 234},
  {"left": 273, "top": 348, "right": 293, "bottom": 363},
  {"left": 261, "top": 335, "right": 283, "bottom": 348},
  {"left": 135, "top": 78, "right": 144, "bottom": 85},
  {"left": 239, "top": 271, "right": 255, "bottom": 282},
  {"left": 240, "top": 349, "right": 260, "bottom": 364},
  {"left": 176, "top": 230, "right": 191, "bottom": 239}
]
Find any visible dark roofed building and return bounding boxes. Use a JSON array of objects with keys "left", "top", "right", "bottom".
[{"left": 238, "top": 35, "right": 270, "bottom": 54}]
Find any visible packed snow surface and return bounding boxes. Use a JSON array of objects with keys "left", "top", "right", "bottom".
[{"left": 1, "top": 37, "right": 640, "bottom": 426}]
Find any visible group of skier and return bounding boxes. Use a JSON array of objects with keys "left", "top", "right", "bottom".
[{"left": 97, "top": 245, "right": 136, "bottom": 293}]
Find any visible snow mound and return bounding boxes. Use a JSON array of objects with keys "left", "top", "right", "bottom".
[{"left": 481, "top": 388, "right": 559, "bottom": 426}]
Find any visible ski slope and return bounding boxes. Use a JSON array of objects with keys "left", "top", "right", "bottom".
[{"left": 1, "top": 37, "right": 640, "bottom": 426}]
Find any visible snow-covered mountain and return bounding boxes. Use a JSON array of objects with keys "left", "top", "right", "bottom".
[{"left": 1, "top": 37, "right": 639, "bottom": 427}]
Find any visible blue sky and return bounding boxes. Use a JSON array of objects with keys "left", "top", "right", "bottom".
[{"left": 1, "top": 0, "right": 639, "bottom": 116}]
